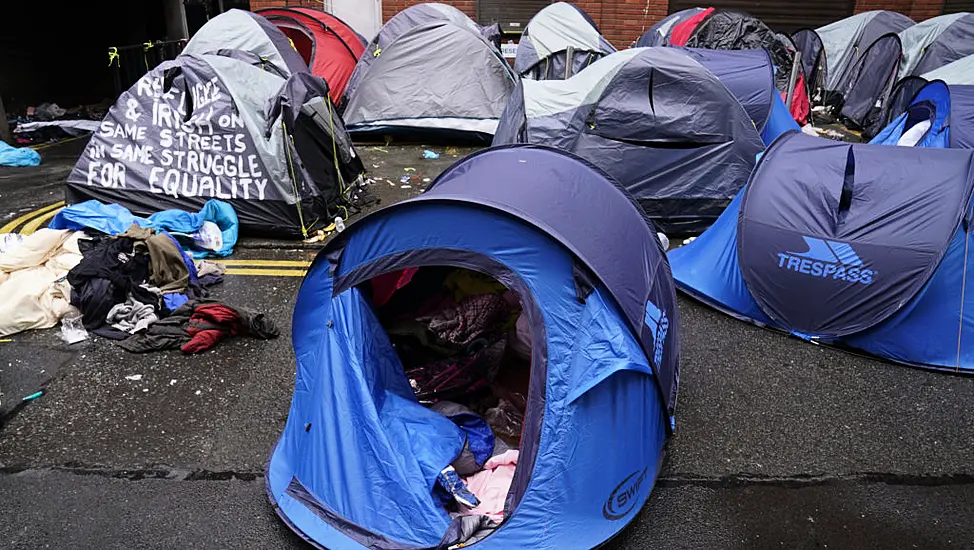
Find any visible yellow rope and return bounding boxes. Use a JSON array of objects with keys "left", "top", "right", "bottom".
[
  {"left": 281, "top": 119, "right": 310, "bottom": 239},
  {"left": 108, "top": 47, "right": 119, "bottom": 67},
  {"left": 143, "top": 42, "right": 155, "bottom": 72},
  {"left": 326, "top": 99, "right": 350, "bottom": 220}
]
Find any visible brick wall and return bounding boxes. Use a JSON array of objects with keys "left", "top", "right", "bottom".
[
  {"left": 249, "top": 0, "right": 322, "bottom": 11},
  {"left": 249, "top": 0, "right": 951, "bottom": 45},
  {"left": 854, "top": 0, "right": 946, "bottom": 20}
]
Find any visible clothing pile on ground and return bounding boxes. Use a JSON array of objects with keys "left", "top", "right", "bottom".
[
  {"left": 0, "top": 199, "right": 279, "bottom": 354},
  {"left": 371, "top": 267, "right": 531, "bottom": 537},
  {"left": 9, "top": 100, "right": 110, "bottom": 146}
]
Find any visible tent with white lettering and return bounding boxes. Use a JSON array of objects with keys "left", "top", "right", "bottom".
[{"left": 65, "top": 53, "right": 364, "bottom": 237}]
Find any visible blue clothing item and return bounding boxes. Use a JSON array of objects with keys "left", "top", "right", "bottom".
[
  {"left": 164, "top": 293, "right": 189, "bottom": 311},
  {"left": 162, "top": 232, "right": 199, "bottom": 284},
  {"left": 49, "top": 199, "right": 238, "bottom": 258},
  {"left": 436, "top": 466, "right": 480, "bottom": 508},
  {"left": 0, "top": 140, "right": 40, "bottom": 167}
]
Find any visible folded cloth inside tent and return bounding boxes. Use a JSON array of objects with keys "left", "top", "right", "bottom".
[
  {"left": 48, "top": 199, "right": 238, "bottom": 258},
  {"left": 0, "top": 229, "right": 83, "bottom": 336}
]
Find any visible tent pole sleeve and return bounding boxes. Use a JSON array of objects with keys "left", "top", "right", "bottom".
[{"left": 786, "top": 49, "right": 801, "bottom": 111}]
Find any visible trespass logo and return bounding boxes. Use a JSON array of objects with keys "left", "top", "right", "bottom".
[
  {"left": 777, "top": 236, "right": 875, "bottom": 285},
  {"left": 644, "top": 301, "right": 668, "bottom": 367}
]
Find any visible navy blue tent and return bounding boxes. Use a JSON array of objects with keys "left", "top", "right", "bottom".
[
  {"left": 872, "top": 80, "right": 974, "bottom": 148},
  {"left": 493, "top": 47, "right": 798, "bottom": 234},
  {"left": 838, "top": 32, "right": 904, "bottom": 131},
  {"left": 670, "top": 131, "right": 974, "bottom": 372},
  {"left": 268, "top": 145, "right": 679, "bottom": 549}
]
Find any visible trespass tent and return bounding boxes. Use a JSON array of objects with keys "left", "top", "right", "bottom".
[
  {"left": 181, "top": 9, "right": 308, "bottom": 77},
  {"left": 513, "top": 2, "right": 615, "bottom": 80},
  {"left": 872, "top": 80, "right": 974, "bottom": 149},
  {"left": 267, "top": 145, "right": 679, "bottom": 549},
  {"left": 898, "top": 12, "right": 974, "bottom": 78},
  {"left": 257, "top": 7, "right": 366, "bottom": 102},
  {"left": 66, "top": 54, "right": 363, "bottom": 237},
  {"left": 493, "top": 47, "right": 780, "bottom": 233},
  {"left": 670, "top": 131, "right": 974, "bottom": 372},
  {"left": 341, "top": 17, "right": 515, "bottom": 140}
]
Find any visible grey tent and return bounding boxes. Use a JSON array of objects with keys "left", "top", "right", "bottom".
[
  {"left": 815, "top": 10, "right": 914, "bottom": 94},
  {"left": 839, "top": 33, "right": 904, "bottom": 132},
  {"left": 898, "top": 12, "right": 974, "bottom": 77},
  {"left": 513, "top": 2, "right": 615, "bottom": 80},
  {"left": 342, "top": 20, "right": 516, "bottom": 140},
  {"left": 922, "top": 54, "right": 974, "bottom": 85},
  {"left": 181, "top": 9, "right": 308, "bottom": 77},
  {"left": 66, "top": 54, "right": 363, "bottom": 237},
  {"left": 493, "top": 47, "right": 764, "bottom": 233},
  {"left": 341, "top": 3, "right": 484, "bottom": 105}
]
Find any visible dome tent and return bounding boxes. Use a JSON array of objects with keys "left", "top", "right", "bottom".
[
  {"left": 836, "top": 32, "right": 904, "bottom": 132},
  {"left": 66, "top": 54, "right": 363, "bottom": 237},
  {"left": 181, "top": 9, "right": 308, "bottom": 77},
  {"left": 267, "top": 145, "right": 679, "bottom": 549},
  {"left": 513, "top": 2, "right": 615, "bottom": 80},
  {"left": 669, "top": 131, "right": 974, "bottom": 372},
  {"left": 683, "top": 9, "right": 810, "bottom": 125},
  {"left": 493, "top": 47, "right": 770, "bottom": 234},
  {"left": 813, "top": 10, "right": 914, "bottom": 97},
  {"left": 898, "top": 12, "right": 974, "bottom": 78},
  {"left": 341, "top": 3, "right": 485, "bottom": 106},
  {"left": 341, "top": 19, "right": 515, "bottom": 140},
  {"left": 636, "top": 8, "right": 706, "bottom": 47},
  {"left": 872, "top": 80, "right": 974, "bottom": 149},
  {"left": 257, "top": 7, "right": 366, "bottom": 103}
]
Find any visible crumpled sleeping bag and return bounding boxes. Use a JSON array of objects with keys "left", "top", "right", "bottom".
[
  {"left": 0, "top": 140, "right": 40, "bottom": 167},
  {"left": 0, "top": 229, "right": 83, "bottom": 336},
  {"left": 48, "top": 199, "right": 238, "bottom": 258}
]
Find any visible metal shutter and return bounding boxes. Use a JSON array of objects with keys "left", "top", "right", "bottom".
[
  {"left": 943, "top": 0, "right": 974, "bottom": 14},
  {"left": 667, "top": 0, "right": 854, "bottom": 33},
  {"left": 478, "top": 0, "right": 552, "bottom": 32}
]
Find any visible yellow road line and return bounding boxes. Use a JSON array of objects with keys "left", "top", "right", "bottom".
[
  {"left": 225, "top": 268, "right": 308, "bottom": 277},
  {"left": 220, "top": 259, "right": 312, "bottom": 267},
  {"left": 31, "top": 135, "right": 88, "bottom": 151},
  {"left": 0, "top": 201, "right": 65, "bottom": 234},
  {"left": 20, "top": 207, "right": 63, "bottom": 235}
]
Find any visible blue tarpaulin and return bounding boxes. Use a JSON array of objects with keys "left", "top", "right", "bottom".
[
  {"left": 49, "top": 199, "right": 238, "bottom": 258},
  {"left": 0, "top": 140, "right": 40, "bottom": 167}
]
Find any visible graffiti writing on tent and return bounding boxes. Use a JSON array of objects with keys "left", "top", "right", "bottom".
[{"left": 82, "top": 73, "right": 270, "bottom": 201}]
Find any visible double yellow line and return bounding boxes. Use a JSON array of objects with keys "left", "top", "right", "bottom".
[
  {"left": 0, "top": 201, "right": 65, "bottom": 235},
  {"left": 3, "top": 202, "right": 312, "bottom": 277},
  {"left": 222, "top": 259, "right": 310, "bottom": 277}
]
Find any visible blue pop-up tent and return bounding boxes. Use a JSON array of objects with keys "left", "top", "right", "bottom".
[
  {"left": 871, "top": 80, "right": 974, "bottom": 148},
  {"left": 267, "top": 145, "right": 679, "bottom": 549},
  {"left": 670, "top": 131, "right": 974, "bottom": 372}
]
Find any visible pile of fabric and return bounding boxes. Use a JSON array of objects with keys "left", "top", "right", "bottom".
[
  {"left": 0, "top": 199, "right": 278, "bottom": 355},
  {"left": 371, "top": 267, "right": 532, "bottom": 541},
  {"left": 0, "top": 229, "right": 83, "bottom": 336},
  {"left": 63, "top": 223, "right": 277, "bottom": 353}
]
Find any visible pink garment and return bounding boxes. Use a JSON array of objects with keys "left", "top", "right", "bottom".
[
  {"left": 460, "top": 450, "right": 519, "bottom": 522},
  {"left": 370, "top": 268, "right": 418, "bottom": 306}
]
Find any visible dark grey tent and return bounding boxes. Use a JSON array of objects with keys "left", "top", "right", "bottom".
[
  {"left": 839, "top": 33, "right": 904, "bottom": 131},
  {"left": 342, "top": 20, "right": 516, "bottom": 140},
  {"left": 341, "top": 3, "right": 488, "bottom": 106},
  {"left": 493, "top": 47, "right": 764, "bottom": 234},
  {"left": 898, "top": 12, "right": 974, "bottom": 78},
  {"left": 513, "top": 2, "right": 615, "bottom": 80},
  {"left": 815, "top": 10, "right": 914, "bottom": 96},
  {"left": 66, "top": 54, "right": 363, "bottom": 237},
  {"left": 791, "top": 28, "right": 827, "bottom": 100}
]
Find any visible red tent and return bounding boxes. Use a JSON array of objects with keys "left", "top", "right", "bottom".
[{"left": 257, "top": 8, "right": 366, "bottom": 103}]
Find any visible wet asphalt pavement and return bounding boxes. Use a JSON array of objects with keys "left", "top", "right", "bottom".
[{"left": 2, "top": 139, "right": 974, "bottom": 549}]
